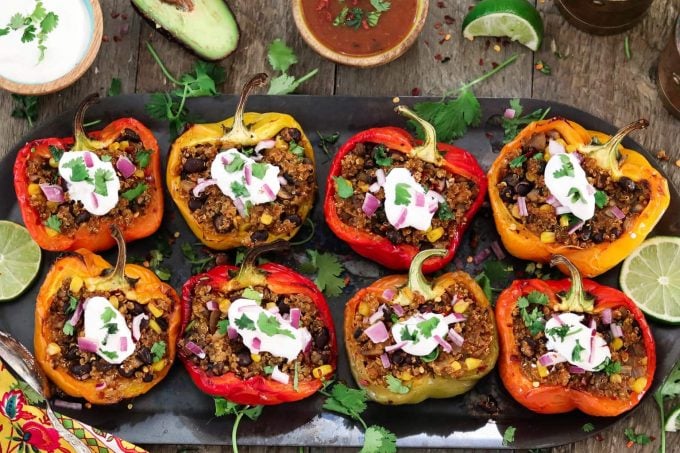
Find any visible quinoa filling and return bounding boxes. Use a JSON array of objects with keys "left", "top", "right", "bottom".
[
  {"left": 177, "top": 127, "right": 315, "bottom": 246},
  {"left": 179, "top": 284, "right": 332, "bottom": 381},
  {"left": 26, "top": 129, "right": 154, "bottom": 236},
  {"left": 496, "top": 131, "right": 651, "bottom": 247},
  {"left": 349, "top": 283, "right": 494, "bottom": 389},
  {"left": 334, "top": 142, "right": 478, "bottom": 249}
]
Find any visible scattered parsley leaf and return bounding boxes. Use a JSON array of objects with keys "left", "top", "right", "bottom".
[
  {"left": 135, "top": 150, "right": 152, "bottom": 168},
  {"left": 93, "top": 168, "right": 114, "bottom": 196},
  {"left": 502, "top": 426, "right": 516, "bottom": 445},
  {"left": 372, "top": 145, "right": 392, "bottom": 166},
  {"left": 235, "top": 314, "right": 255, "bottom": 331},
  {"left": 400, "top": 325, "right": 418, "bottom": 342},
  {"left": 267, "top": 38, "right": 297, "bottom": 73},
  {"left": 11, "top": 94, "right": 39, "bottom": 127},
  {"left": 2, "top": 2, "right": 59, "bottom": 62},
  {"left": 122, "top": 182, "right": 148, "bottom": 201},
  {"left": 217, "top": 319, "right": 229, "bottom": 335},
  {"left": 416, "top": 317, "right": 440, "bottom": 339},
  {"left": 594, "top": 190, "right": 608, "bottom": 209},
  {"left": 394, "top": 183, "right": 411, "bottom": 206},
  {"left": 582, "top": 422, "right": 595, "bottom": 433},
  {"left": 62, "top": 321, "right": 74, "bottom": 336},
  {"left": 334, "top": 176, "right": 354, "bottom": 199},
  {"left": 101, "top": 307, "right": 116, "bottom": 323},
  {"left": 437, "top": 201, "right": 454, "bottom": 221},
  {"left": 624, "top": 428, "right": 651, "bottom": 446},
  {"left": 302, "top": 250, "right": 346, "bottom": 297},
  {"left": 108, "top": 78, "right": 122, "bottom": 97},
  {"left": 251, "top": 163, "right": 268, "bottom": 179},
  {"left": 509, "top": 155, "right": 527, "bottom": 168},
  {"left": 8, "top": 14, "right": 25, "bottom": 30},
  {"left": 151, "top": 341, "right": 166, "bottom": 363},
  {"left": 345, "top": 7, "right": 364, "bottom": 28},
  {"left": 571, "top": 339, "right": 585, "bottom": 362},
  {"left": 66, "top": 296, "right": 78, "bottom": 314},
  {"left": 501, "top": 99, "right": 551, "bottom": 144},
  {"left": 45, "top": 215, "right": 61, "bottom": 232},
  {"left": 360, "top": 425, "right": 397, "bottom": 453},
  {"left": 553, "top": 154, "right": 575, "bottom": 178}
]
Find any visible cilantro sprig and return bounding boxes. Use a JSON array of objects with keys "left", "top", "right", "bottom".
[
  {"left": 502, "top": 425, "right": 516, "bottom": 445},
  {"left": 299, "top": 250, "right": 347, "bottom": 297},
  {"left": 0, "top": 1, "right": 59, "bottom": 62},
  {"left": 517, "top": 291, "right": 548, "bottom": 336},
  {"left": 11, "top": 94, "right": 39, "bottom": 127},
  {"left": 655, "top": 360, "right": 680, "bottom": 453},
  {"left": 180, "top": 242, "right": 216, "bottom": 275},
  {"left": 501, "top": 99, "right": 551, "bottom": 143},
  {"left": 214, "top": 398, "right": 263, "bottom": 453},
  {"left": 624, "top": 428, "right": 651, "bottom": 446},
  {"left": 267, "top": 39, "right": 318, "bottom": 95}
]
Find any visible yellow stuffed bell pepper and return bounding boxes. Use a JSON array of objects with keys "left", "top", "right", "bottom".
[
  {"left": 166, "top": 73, "right": 316, "bottom": 250},
  {"left": 488, "top": 118, "right": 669, "bottom": 277}
]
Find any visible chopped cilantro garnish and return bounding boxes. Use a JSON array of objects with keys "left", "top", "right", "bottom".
[
  {"left": 225, "top": 155, "right": 245, "bottom": 172},
  {"left": 101, "top": 307, "right": 116, "bottom": 323},
  {"left": 553, "top": 154, "right": 575, "bottom": 178},
  {"left": 582, "top": 422, "right": 595, "bottom": 433},
  {"left": 509, "top": 155, "right": 527, "bottom": 168},
  {"left": 242, "top": 287, "right": 263, "bottom": 303},
  {"left": 93, "top": 168, "right": 114, "bottom": 196},
  {"left": 122, "top": 182, "right": 148, "bottom": 201},
  {"left": 400, "top": 325, "right": 418, "bottom": 342},
  {"left": 62, "top": 157, "right": 91, "bottom": 183},
  {"left": 257, "top": 312, "right": 295, "bottom": 339},
  {"left": 421, "top": 347, "right": 439, "bottom": 363},
  {"left": 217, "top": 319, "right": 229, "bottom": 335},
  {"left": 373, "top": 145, "right": 392, "bottom": 166},
  {"left": 594, "top": 190, "right": 608, "bottom": 209},
  {"left": 62, "top": 321, "right": 74, "bottom": 336},
  {"left": 394, "top": 183, "right": 411, "bottom": 206},
  {"left": 230, "top": 180, "right": 250, "bottom": 198},
  {"left": 299, "top": 249, "right": 347, "bottom": 297},
  {"left": 416, "top": 317, "right": 440, "bottom": 339},
  {"left": 595, "top": 357, "right": 622, "bottom": 376},
  {"left": 151, "top": 341, "right": 166, "bottom": 362},
  {"left": 385, "top": 374, "right": 410, "bottom": 394},
  {"left": 251, "top": 162, "right": 268, "bottom": 179},
  {"left": 48, "top": 145, "right": 63, "bottom": 161},
  {"left": 289, "top": 140, "right": 305, "bottom": 157},
  {"left": 135, "top": 149, "right": 152, "bottom": 168},
  {"left": 99, "top": 350, "right": 119, "bottom": 360},
  {"left": 333, "top": 176, "right": 353, "bottom": 199},
  {"left": 571, "top": 339, "right": 585, "bottom": 362},
  {"left": 437, "top": 201, "right": 454, "bottom": 221},
  {"left": 502, "top": 426, "right": 516, "bottom": 445},
  {"left": 235, "top": 314, "right": 255, "bottom": 331},
  {"left": 545, "top": 325, "right": 571, "bottom": 341},
  {"left": 45, "top": 215, "right": 61, "bottom": 232},
  {"left": 624, "top": 428, "right": 651, "bottom": 446},
  {"left": 568, "top": 187, "right": 585, "bottom": 203}
]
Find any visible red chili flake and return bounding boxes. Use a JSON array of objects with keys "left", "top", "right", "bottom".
[
  {"left": 491, "top": 62, "right": 499, "bottom": 69},
  {"left": 437, "top": 1, "right": 445, "bottom": 7},
  {"left": 485, "top": 39, "right": 491, "bottom": 50},
  {"left": 434, "top": 22, "right": 442, "bottom": 29},
  {"left": 362, "top": 19, "right": 369, "bottom": 29},
  {"left": 438, "top": 37, "right": 446, "bottom": 45},
  {"left": 113, "top": 35, "right": 122, "bottom": 42},
  {"left": 441, "top": 56, "right": 451, "bottom": 63},
  {"left": 316, "top": 0, "right": 329, "bottom": 10},
  {"left": 595, "top": 434, "right": 604, "bottom": 442},
  {"left": 111, "top": 11, "right": 120, "bottom": 19},
  {"left": 102, "top": 34, "right": 110, "bottom": 42},
  {"left": 424, "top": 40, "right": 430, "bottom": 46},
  {"left": 434, "top": 53, "right": 443, "bottom": 61},
  {"left": 411, "top": 87, "right": 421, "bottom": 96},
  {"left": 479, "top": 58, "right": 484, "bottom": 66},
  {"left": 444, "top": 15, "right": 455, "bottom": 25},
  {"left": 121, "top": 13, "right": 128, "bottom": 20}
]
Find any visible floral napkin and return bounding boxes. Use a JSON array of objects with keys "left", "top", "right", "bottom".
[{"left": 0, "top": 360, "right": 147, "bottom": 453}]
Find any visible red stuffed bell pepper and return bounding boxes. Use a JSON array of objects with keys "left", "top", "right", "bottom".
[
  {"left": 14, "top": 94, "right": 163, "bottom": 252},
  {"left": 496, "top": 255, "right": 656, "bottom": 416},
  {"left": 324, "top": 106, "right": 487, "bottom": 273},
  {"left": 178, "top": 242, "right": 337, "bottom": 405}
]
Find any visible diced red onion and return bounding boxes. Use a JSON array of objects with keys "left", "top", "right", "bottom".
[
  {"left": 95, "top": 382, "right": 107, "bottom": 391},
  {"left": 53, "top": 399, "right": 83, "bottom": 411},
  {"left": 447, "top": 328, "right": 464, "bottom": 347},
  {"left": 206, "top": 300, "right": 218, "bottom": 311},
  {"left": 244, "top": 165, "right": 252, "bottom": 185},
  {"left": 490, "top": 241, "right": 506, "bottom": 260},
  {"left": 290, "top": 308, "right": 301, "bottom": 328},
  {"left": 270, "top": 366, "right": 289, "bottom": 385},
  {"left": 39, "top": 184, "right": 64, "bottom": 202},
  {"left": 233, "top": 197, "right": 247, "bottom": 217},
  {"left": 473, "top": 247, "right": 491, "bottom": 265},
  {"left": 192, "top": 178, "right": 217, "bottom": 197},
  {"left": 362, "top": 193, "right": 381, "bottom": 217},
  {"left": 569, "top": 365, "right": 585, "bottom": 374},
  {"left": 548, "top": 139, "right": 565, "bottom": 155},
  {"left": 364, "top": 321, "right": 389, "bottom": 344},
  {"left": 589, "top": 318, "right": 597, "bottom": 331},
  {"left": 391, "top": 304, "right": 404, "bottom": 316},
  {"left": 77, "top": 337, "right": 98, "bottom": 353},
  {"left": 263, "top": 184, "right": 276, "bottom": 199},
  {"left": 428, "top": 201, "right": 439, "bottom": 214},
  {"left": 368, "top": 182, "right": 380, "bottom": 193},
  {"left": 255, "top": 139, "right": 276, "bottom": 153},
  {"left": 551, "top": 313, "right": 564, "bottom": 325},
  {"left": 428, "top": 190, "right": 445, "bottom": 203},
  {"left": 538, "top": 352, "right": 567, "bottom": 366},
  {"left": 393, "top": 207, "right": 408, "bottom": 229},
  {"left": 601, "top": 308, "right": 612, "bottom": 325},
  {"left": 568, "top": 221, "right": 585, "bottom": 234},
  {"left": 442, "top": 313, "right": 466, "bottom": 324},
  {"left": 450, "top": 294, "right": 458, "bottom": 305},
  {"left": 84, "top": 152, "right": 94, "bottom": 167},
  {"left": 120, "top": 336, "right": 128, "bottom": 352},
  {"left": 415, "top": 192, "right": 425, "bottom": 207},
  {"left": 368, "top": 305, "right": 385, "bottom": 324},
  {"left": 68, "top": 302, "right": 83, "bottom": 326},
  {"left": 555, "top": 206, "right": 571, "bottom": 215},
  {"left": 381, "top": 288, "right": 395, "bottom": 301},
  {"left": 588, "top": 334, "right": 597, "bottom": 363},
  {"left": 375, "top": 169, "right": 386, "bottom": 186},
  {"left": 608, "top": 206, "right": 625, "bottom": 220},
  {"left": 132, "top": 314, "right": 148, "bottom": 341},
  {"left": 116, "top": 156, "right": 136, "bottom": 178},
  {"left": 221, "top": 154, "right": 232, "bottom": 165},
  {"left": 573, "top": 152, "right": 584, "bottom": 163},
  {"left": 91, "top": 193, "right": 99, "bottom": 208},
  {"left": 517, "top": 196, "right": 528, "bottom": 217},
  {"left": 610, "top": 323, "right": 623, "bottom": 338},
  {"left": 278, "top": 176, "right": 288, "bottom": 186},
  {"left": 434, "top": 335, "right": 452, "bottom": 353},
  {"left": 303, "top": 336, "right": 312, "bottom": 354},
  {"left": 251, "top": 154, "right": 264, "bottom": 162},
  {"left": 504, "top": 108, "right": 516, "bottom": 119},
  {"left": 227, "top": 326, "right": 238, "bottom": 340},
  {"left": 185, "top": 341, "right": 206, "bottom": 359},
  {"left": 251, "top": 337, "right": 261, "bottom": 352},
  {"left": 546, "top": 195, "right": 562, "bottom": 208},
  {"left": 379, "top": 353, "right": 391, "bottom": 369},
  {"left": 385, "top": 341, "right": 407, "bottom": 352},
  {"left": 238, "top": 304, "right": 259, "bottom": 313},
  {"left": 586, "top": 184, "right": 595, "bottom": 196}
]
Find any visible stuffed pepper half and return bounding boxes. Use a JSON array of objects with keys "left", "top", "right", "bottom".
[{"left": 344, "top": 249, "right": 498, "bottom": 404}]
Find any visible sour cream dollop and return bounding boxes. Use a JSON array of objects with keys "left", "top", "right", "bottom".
[
  {"left": 83, "top": 296, "right": 135, "bottom": 365},
  {"left": 58, "top": 151, "right": 121, "bottom": 216},
  {"left": 544, "top": 312, "right": 611, "bottom": 372},
  {"left": 390, "top": 313, "right": 451, "bottom": 356},
  {"left": 544, "top": 152, "right": 595, "bottom": 221},
  {"left": 211, "top": 148, "right": 281, "bottom": 208},
  {"left": 383, "top": 168, "right": 440, "bottom": 231}
]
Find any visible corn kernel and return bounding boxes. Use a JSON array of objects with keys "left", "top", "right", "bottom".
[
  {"left": 46, "top": 228, "right": 59, "bottom": 237},
  {"left": 152, "top": 359, "right": 166, "bottom": 372},
  {"left": 559, "top": 215, "right": 570, "bottom": 227},
  {"left": 539, "top": 204, "right": 553, "bottom": 213},
  {"left": 610, "top": 337, "right": 623, "bottom": 351},
  {"left": 28, "top": 183, "right": 41, "bottom": 196},
  {"left": 265, "top": 302, "right": 277, "bottom": 310},
  {"left": 358, "top": 302, "right": 371, "bottom": 317},
  {"left": 110, "top": 142, "right": 120, "bottom": 151},
  {"left": 540, "top": 232, "right": 556, "bottom": 243},
  {"left": 69, "top": 276, "right": 84, "bottom": 293},
  {"left": 451, "top": 361, "right": 462, "bottom": 372},
  {"left": 149, "top": 319, "right": 161, "bottom": 333},
  {"left": 631, "top": 377, "right": 647, "bottom": 393},
  {"left": 453, "top": 301, "right": 469, "bottom": 314},
  {"left": 426, "top": 227, "right": 444, "bottom": 243},
  {"left": 148, "top": 303, "right": 163, "bottom": 318},
  {"left": 609, "top": 373, "right": 623, "bottom": 384},
  {"left": 108, "top": 296, "right": 119, "bottom": 309},
  {"left": 133, "top": 169, "right": 144, "bottom": 178},
  {"left": 312, "top": 364, "right": 333, "bottom": 379},
  {"left": 511, "top": 204, "right": 521, "bottom": 218},
  {"left": 400, "top": 371, "right": 413, "bottom": 381},
  {"left": 640, "top": 357, "right": 648, "bottom": 366},
  {"left": 46, "top": 343, "right": 61, "bottom": 356},
  {"left": 48, "top": 157, "right": 59, "bottom": 168},
  {"left": 465, "top": 358, "right": 482, "bottom": 370},
  {"left": 260, "top": 213, "right": 273, "bottom": 225},
  {"left": 537, "top": 363, "right": 549, "bottom": 378},
  {"left": 251, "top": 353, "right": 261, "bottom": 363},
  {"left": 219, "top": 299, "right": 231, "bottom": 313},
  {"left": 358, "top": 181, "right": 370, "bottom": 193},
  {"left": 119, "top": 141, "right": 130, "bottom": 149}
]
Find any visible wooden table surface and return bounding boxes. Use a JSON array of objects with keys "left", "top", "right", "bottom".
[{"left": 1, "top": 0, "right": 679, "bottom": 451}]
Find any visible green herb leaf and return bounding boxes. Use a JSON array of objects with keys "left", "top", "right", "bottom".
[
  {"left": 333, "top": 7, "right": 349, "bottom": 26},
  {"left": 9, "top": 14, "right": 25, "bottom": 30},
  {"left": 321, "top": 382, "right": 368, "bottom": 420},
  {"left": 289, "top": 140, "right": 305, "bottom": 157},
  {"left": 366, "top": 11, "right": 381, "bottom": 27},
  {"left": 45, "top": 215, "right": 61, "bottom": 232},
  {"left": 317, "top": 131, "right": 340, "bottom": 155},
  {"left": 527, "top": 291, "right": 548, "bottom": 305},
  {"left": 302, "top": 250, "right": 347, "bottom": 297},
  {"left": 151, "top": 341, "right": 166, "bottom": 363},
  {"left": 242, "top": 287, "right": 263, "bottom": 303},
  {"left": 394, "top": 183, "right": 411, "bottom": 206},
  {"left": 400, "top": 325, "right": 418, "bottom": 342},
  {"left": 509, "top": 155, "right": 527, "bottom": 168},
  {"left": 48, "top": 145, "right": 63, "bottom": 162},
  {"left": 421, "top": 347, "right": 439, "bottom": 363},
  {"left": 62, "top": 321, "right": 74, "bottom": 336},
  {"left": 226, "top": 155, "right": 246, "bottom": 172},
  {"left": 594, "top": 190, "right": 608, "bottom": 209},
  {"left": 251, "top": 163, "right": 268, "bottom": 179},
  {"left": 568, "top": 187, "right": 584, "bottom": 203},
  {"left": 370, "top": 0, "right": 391, "bottom": 12},
  {"left": 372, "top": 145, "right": 392, "bottom": 166},
  {"left": 624, "top": 428, "right": 650, "bottom": 445},
  {"left": 595, "top": 357, "right": 622, "bottom": 376},
  {"left": 268, "top": 39, "right": 297, "bottom": 73},
  {"left": 416, "top": 317, "right": 440, "bottom": 339},
  {"left": 571, "top": 339, "right": 585, "bottom": 362},
  {"left": 334, "top": 176, "right": 354, "bottom": 199},
  {"left": 217, "top": 319, "right": 229, "bottom": 335},
  {"left": 93, "top": 168, "right": 114, "bottom": 196},
  {"left": 99, "top": 350, "right": 119, "bottom": 360},
  {"left": 135, "top": 150, "right": 152, "bottom": 169},
  {"left": 108, "top": 78, "right": 122, "bottom": 97},
  {"left": 231, "top": 180, "right": 250, "bottom": 198},
  {"left": 437, "top": 201, "right": 454, "bottom": 221},
  {"left": 268, "top": 70, "right": 319, "bottom": 95},
  {"left": 553, "top": 154, "right": 575, "bottom": 178},
  {"left": 10, "top": 381, "right": 44, "bottom": 405},
  {"left": 101, "top": 307, "right": 116, "bottom": 323},
  {"left": 535, "top": 60, "right": 552, "bottom": 75},
  {"left": 11, "top": 94, "right": 39, "bottom": 127},
  {"left": 545, "top": 325, "right": 571, "bottom": 341},
  {"left": 360, "top": 425, "right": 397, "bottom": 453},
  {"left": 66, "top": 296, "right": 78, "bottom": 314},
  {"left": 235, "top": 314, "right": 255, "bottom": 331},
  {"left": 582, "top": 422, "right": 595, "bottom": 433},
  {"left": 122, "top": 182, "right": 148, "bottom": 201},
  {"left": 62, "top": 157, "right": 91, "bottom": 183},
  {"left": 411, "top": 87, "right": 481, "bottom": 142},
  {"left": 502, "top": 426, "right": 516, "bottom": 445}
]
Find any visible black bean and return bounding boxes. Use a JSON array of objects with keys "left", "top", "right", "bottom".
[
  {"left": 385, "top": 230, "right": 402, "bottom": 244},
  {"left": 64, "top": 346, "right": 80, "bottom": 361},
  {"left": 579, "top": 225, "right": 592, "bottom": 241},
  {"left": 418, "top": 303, "right": 434, "bottom": 313},
  {"left": 183, "top": 158, "right": 206, "bottom": 173},
  {"left": 214, "top": 253, "right": 228, "bottom": 266},
  {"left": 391, "top": 350, "right": 406, "bottom": 365},
  {"left": 251, "top": 230, "right": 269, "bottom": 242},
  {"left": 94, "top": 360, "right": 114, "bottom": 372},
  {"left": 118, "top": 366, "right": 136, "bottom": 378},
  {"left": 188, "top": 196, "right": 204, "bottom": 211},
  {"left": 353, "top": 327, "right": 363, "bottom": 339},
  {"left": 137, "top": 347, "right": 153, "bottom": 365},
  {"left": 592, "top": 232, "right": 604, "bottom": 243},
  {"left": 610, "top": 228, "right": 622, "bottom": 239},
  {"left": 237, "top": 351, "right": 253, "bottom": 367},
  {"left": 119, "top": 128, "right": 141, "bottom": 143},
  {"left": 500, "top": 186, "right": 515, "bottom": 202},
  {"left": 618, "top": 177, "right": 636, "bottom": 192},
  {"left": 155, "top": 317, "right": 169, "bottom": 330},
  {"left": 358, "top": 173, "right": 372, "bottom": 183},
  {"left": 283, "top": 214, "right": 302, "bottom": 226},
  {"left": 69, "top": 363, "right": 92, "bottom": 376},
  {"left": 503, "top": 174, "right": 520, "bottom": 187},
  {"left": 314, "top": 327, "right": 330, "bottom": 348},
  {"left": 276, "top": 300, "right": 290, "bottom": 315},
  {"left": 280, "top": 127, "right": 302, "bottom": 142},
  {"left": 142, "top": 373, "right": 154, "bottom": 382},
  {"left": 130, "top": 302, "right": 145, "bottom": 316},
  {"left": 213, "top": 214, "right": 230, "bottom": 233},
  {"left": 515, "top": 181, "right": 533, "bottom": 196},
  {"left": 283, "top": 173, "right": 296, "bottom": 185},
  {"left": 75, "top": 211, "right": 91, "bottom": 223}
]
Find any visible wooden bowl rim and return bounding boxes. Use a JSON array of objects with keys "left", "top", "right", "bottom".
[
  {"left": 291, "top": 0, "right": 429, "bottom": 68},
  {"left": 0, "top": 0, "right": 103, "bottom": 95}
]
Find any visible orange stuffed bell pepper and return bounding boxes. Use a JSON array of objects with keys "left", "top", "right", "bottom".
[
  {"left": 344, "top": 249, "right": 498, "bottom": 404},
  {"left": 34, "top": 225, "right": 181, "bottom": 404},
  {"left": 14, "top": 94, "right": 163, "bottom": 252},
  {"left": 495, "top": 255, "right": 656, "bottom": 416},
  {"left": 488, "top": 118, "right": 669, "bottom": 277},
  {"left": 166, "top": 73, "right": 316, "bottom": 250}
]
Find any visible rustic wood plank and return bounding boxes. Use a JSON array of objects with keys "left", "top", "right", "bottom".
[{"left": 135, "top": 1, "right": 335, "bottom": 95}]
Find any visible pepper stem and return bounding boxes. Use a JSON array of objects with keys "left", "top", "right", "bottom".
[
  {"left": 394, "top": 249, "right": 447, "bottom": 305},
  {"left": 72, "top": 94, "right": 105, "bottom": 151},
  {"left": 395, "top": 106, "right": 442, "bottom": 165},
  {"left": 550, "top": 254, "right": 594, "bottom": 313},
  {"left": 235, "top": 240, "right": 289, "bottom": 286},
  {"left": 222, "top": 73, "right": 268, "bottom": 145},
  {"left": 579, "top": 119, "right": 648, "bottom": 180},
  {"left": 109, "top": 225, "right": 128, "bottom": 285}
]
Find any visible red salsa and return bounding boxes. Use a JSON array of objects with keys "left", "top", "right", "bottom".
[{"left": 301, "top": 0, "right": 419, "bottom": 56}]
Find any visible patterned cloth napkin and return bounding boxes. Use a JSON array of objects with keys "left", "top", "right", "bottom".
[{"left": 0, "top": 360, "right": 147, "bottom": 453}]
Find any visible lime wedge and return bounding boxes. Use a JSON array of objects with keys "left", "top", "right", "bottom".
[
  {"left": 666, "top": 406, "right": 680, "bottom": 432},
  {"left": 620, "top": 236, "right": 680, "bottom": 325},
  {"left": 462, "top": 0, "right": 544, "bottom": 51},
  {"left": 0, "top": 221, "right": 41, "bottom": 301}
]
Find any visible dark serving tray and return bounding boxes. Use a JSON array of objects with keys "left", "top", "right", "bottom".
[{"left": 1, "top": 95, "right": 678, "bottom": 449}]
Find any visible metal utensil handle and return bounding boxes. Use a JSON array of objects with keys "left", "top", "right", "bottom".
[{"left": 45, "top": 403, "right": 92, "bottom": 453}]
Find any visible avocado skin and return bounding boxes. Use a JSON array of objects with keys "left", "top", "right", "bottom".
[{"left": 131, "top": 0, "right": 240, "bottom": 61}]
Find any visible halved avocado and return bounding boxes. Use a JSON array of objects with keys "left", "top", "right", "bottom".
[{"left": 132, "top": 0, "right": 239, "bottom": 61}]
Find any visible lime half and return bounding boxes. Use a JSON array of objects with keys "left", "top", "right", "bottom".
[
  {"left": 620, "top": 236, "right": 680, "bottom": 324},
  {"left": 462, "top": 0, "right": 544, "bottom": 51},
  {"left": 0, "top": 221, "right": 41, "bottom": 301},
  {"left": 666, "top": 406, "right": 680, "bottom": 432}
]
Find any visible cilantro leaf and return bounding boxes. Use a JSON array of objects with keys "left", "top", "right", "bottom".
[
  {"left": 135, "top": 150, "right": 151, "bottom": 168},
  {"left": 48, "top": 145, "right": 63, "bottom": 162},
  {"left": 317, "top": 131, "right": 340, "bottom": 155},
  {"left": 385, "top": 374, "right": 410, "bottom": 394},
  {"left": 303, "top": 250, "right": 346, "bottom": 297},
  {"left": 527, "top": 291, "right": 548, "bottom": 305},
  {"left": 93, "top": 168, "right": 114, "bottom": 196},
  {"left": 568, "top": 187, "right": 584, "bottom": 203},
  {"left": 242, "top": 287, "right": 263, "bottom": 302},
  {"left": 62, "top": 321, "right": 74, "bottom": 336},
  {"left": 421, "top": 347, "right": 439, "bottom": 363},
  {"left": 501, "top": 99, "right": 551, "bottom": 144},
  {"left": 66, "top": 296, "right": 78, "bottom": 314},
  {"left": 230, "top": 180, "right": 250, "bottom": 198},
  {"left": 108, "top": 77, "right": 122, "bottom": 97},
  {"left": 322, "top": 382, "right": 367, "bottom": 420},
  {"left": 416, "top": 317, "right": 440, "bottom": 338},
  {"left": 268, "top": 70, "right": 319, "bottom": 95},
  {"left": 595, "top": 358, "right": 621, "bottom": 376},
  {"left": 251, "top": 163, "right": 268, "bottom": 179},
  {"left": 9, "top": 13, "right": 25, "bottom": 30},
  {"left": 333, "top": 7, "right": 349, "bottom": 26},
  {"left": 624, "top": 428, "right": 651, "bottom": 445},
  {"left": 370, "top": 0, "right": 391, "bottom": 12},
  {"left": 99, "top": 350, "right": 119, "bottom": 360},
  {"left": 360, "top": 425, "right": 397, "bottom": 453},
  {"left": 214, "top": 397, "right": 264, "bottom": 452},
  {"left": 289, "top": 140, "right": 305, "bottom": 157},
  {"left": 582, "top": 422, "right": 595, "bottom": 433},
  {"left": 45, "top": 215, "right": 61, "bottom": 232},
  {"left": 394, "top": 183, "right": 411, "bottom": 206},
  {"left": 122, "top": 182, "right": 148, "bottom": 201},
  {"left": 267, "top": 39, "right": 297, "bottom": 73},
  {"left": 226, "top": 155, "right": 246, "bottom": 172},
  {"left": 11, "top": 94, "right": 39, "bottom": 127},
  {"left": 400, "top": 325, "right": 418, "bottom": 342},
  {"left": 257, "top": 312, "right": 295, "bottom": 339},
  {"left": 502, "top": 426, "right": 516, "bottom": 445},
  {"left": 553, "top": 154, "right": 575, "bottom": 178},
  {"left": 101, "top": 307, "right": 116, "bottom": 323},
  {"left": 509, "top": 155, "right": 527, "bottom": 168},
  {"left": 235, "top": 314, "right": 255, "bottom": 330},
  {"left": 594, "top": 190, "right": 608, "bottom": 209},
  {"left": 334, "top": 176, "right": 354, "bottom": 199},
  {"left": 10, "top": 381, "right": 44, "bottom": 405},
  {"left": 151, "top": 341, "right": 166, "bottom": 363},
  {"left": 545, "top": 325, "right": 571, "bottom": 341},
  {"left": 372, "top": 145, "right": 392, "bottom": 166},
  {"left": 437, "top": 201, "right": 454, "bottom": 221},
  {"left": 366, "top": 11, "right": 381, "bottom": 27},
  {"left": 571, "top": 339, "right": 585, "bottom": 362},
  {"left": 217, "top": 319, "right": 229, "bottom": 335},
  {"left": 62, "top": 157, "right": 91, "bottom": 182},
  {"left": 411, "top": 87, "right": 481, "bottom": 142}
]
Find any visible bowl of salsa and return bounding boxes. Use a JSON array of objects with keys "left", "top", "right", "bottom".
[{"left": 292, "top": 0, "right": 428, "bottom": 68}]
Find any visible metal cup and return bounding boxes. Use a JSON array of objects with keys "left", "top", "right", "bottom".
[
  {"left": 658, "top": 16, "right": 680, "bottom": 119},
  {"left": 556, "top": 0, "right": 654, "bottom": 35}
]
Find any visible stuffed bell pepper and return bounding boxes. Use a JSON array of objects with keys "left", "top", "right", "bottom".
[
  {"left": 344, "top": 249, "right": 498, "bottom": 405},
  {"left": 488, "top": 118, "right": 669, "bottom": 277},
  {"left": 167, "top": 74, "right": 316, "bottom": 250},
  {"left": 178, "top": 242, "right": 337, "bottom": 405},
  {"left": 14, "top": 94, "right": 163, "bottom": 252},
  {"left": 324, "top": 106, "right": 487, "bottom": 273},
  {"left": 495, "top": 255, "right": 656, "bottom": 416},
  {"left": 34, "top": 226, "right": 181, "bottom": 404}
]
